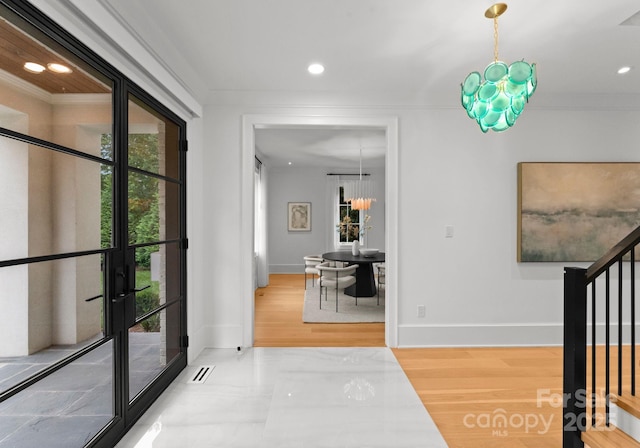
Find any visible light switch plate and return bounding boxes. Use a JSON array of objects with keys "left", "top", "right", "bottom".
[{"left": 445, "top": 225, "right": 454, "bottom": 238}]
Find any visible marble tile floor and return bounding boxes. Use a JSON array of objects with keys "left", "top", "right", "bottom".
[{"left": 115, "top": 347, "right": 448, "bottom": 448}]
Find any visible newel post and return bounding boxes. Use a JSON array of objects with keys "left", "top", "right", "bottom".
[{"left": 563, "top": 267, "right": 588, "bottom": 448}]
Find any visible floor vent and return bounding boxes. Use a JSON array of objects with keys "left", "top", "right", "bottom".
[{"left": 187, "top": 365, "right": 215, "bottom": 384}]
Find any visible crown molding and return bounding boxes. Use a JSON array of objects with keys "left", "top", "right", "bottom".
[
  {"left": 206, "top": 88, "right": 640, "bottom": 113},
  {"left": 95, "top": 0, "right": 198, "bottom": 101},
  {"left": 28, "top": 0, "right": 203, "bottom": 119}
]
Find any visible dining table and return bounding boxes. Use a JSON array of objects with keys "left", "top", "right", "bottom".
[{"left": 321, "top": 251, "right": 385, "bottom": 297}]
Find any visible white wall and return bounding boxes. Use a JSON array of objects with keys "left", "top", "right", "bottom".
[
  {"left": 202, "top": 100, "right": 640, "bottom": 348},
  {"left": 267, "top": 167, "right": 327, "bottom": 273},
  {"left": 267, "top": 166, "right": 386, "bottom": 273},
  {"left": 185, "top": 116, "right": 206, "bottom": 361}
]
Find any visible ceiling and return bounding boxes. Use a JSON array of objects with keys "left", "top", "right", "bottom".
[
  {"left": 254, "top": 127, "right": 386, "bottom": 169},
  {"left": 0, "top": 15, "right": 109, "bottom": 94},
  {"left": 94, "top": 0, "right": 640, "bottom": 166}
]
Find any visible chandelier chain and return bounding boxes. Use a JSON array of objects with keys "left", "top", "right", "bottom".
[{"left": 493, "top": 17, "right": 499, "bottom": 62}]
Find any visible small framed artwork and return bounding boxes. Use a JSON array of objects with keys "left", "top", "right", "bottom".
[{"left": 288, "top": 202, "right": 311, "bottom": 232}]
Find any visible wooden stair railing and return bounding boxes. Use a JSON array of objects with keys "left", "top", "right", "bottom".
[{"left": 564, "top": 225, "right": 640, "bottom": 448}]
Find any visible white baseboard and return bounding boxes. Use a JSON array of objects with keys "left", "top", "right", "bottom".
[
  {"left": 270, "top": 264, "right": 303, "bottom": 274},
  {"left": 397, "top": 323, "right": 564, "bottom": 347},
  {"left": 397, "top": 322, "right": 640, "bottom": 348},
  {"left": 187, "top": 324, "right": 207, "bottom": 364},
  {"left": 197, "top": 324, "right": 243, "bottom": 349},
  {"left": 192, "top": 322, "right": 640, "bottom": 352}
]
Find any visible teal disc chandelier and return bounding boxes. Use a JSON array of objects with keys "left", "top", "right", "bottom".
[{"left": 460, "top": 3, "right": 537, "bottom": 133}]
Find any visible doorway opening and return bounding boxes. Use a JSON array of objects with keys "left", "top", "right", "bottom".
[{"left": 241, "top": 115, "right": 399, "bottom": 348}]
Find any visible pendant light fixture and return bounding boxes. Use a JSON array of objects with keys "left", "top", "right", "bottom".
[
  {"left": 460, "top": 3, "right": 537, "bottom": 133},
  {"left": 343, "top": 145, "right": 375, "bottom": 211}
]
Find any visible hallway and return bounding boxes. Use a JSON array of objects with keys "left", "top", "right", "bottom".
[
  {"left": 253, "top": 274, "right": 565, "bottom": 447},
  {"left": 115, "top": 347, "right": 448, "bottom": 447}
]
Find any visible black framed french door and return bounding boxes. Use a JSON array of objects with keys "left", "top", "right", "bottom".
[
  {"left": 0, "top": 2, "right": 188, "bottom": 447},
  {"left": 117, "top": 88, "right": 188, "bottom": 426}
]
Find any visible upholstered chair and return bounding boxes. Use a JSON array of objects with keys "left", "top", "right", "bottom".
[
  {"left": 303, "top": 255, "right": 324, "bottom": 289},
  {"left": 316, "top": 262, "right": 358, "bottom": 312}
]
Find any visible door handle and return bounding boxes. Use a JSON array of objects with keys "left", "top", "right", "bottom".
[
  {"left": 111, "top": 285, "right": 150, "bottom": 303},
  {"left": 112, "top": 292, "right": 129, "bottom": 303}
]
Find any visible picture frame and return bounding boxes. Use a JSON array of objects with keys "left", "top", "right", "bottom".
[
  {"left": 288, "top": 202, "right": 311, "bottom": 232},
  {"left": 517, "top": 162, "right": 640, "bottom": 262}
]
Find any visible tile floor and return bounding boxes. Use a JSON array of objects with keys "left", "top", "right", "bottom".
[
  {"left": 0, "top": 340, "right": 114, "bottom": 448},
  {"left": 0, "top": 333, "right": 164, "bottom": 448},
  {"left": 115, "top": 347, "right": 448, "bottom": 448}
]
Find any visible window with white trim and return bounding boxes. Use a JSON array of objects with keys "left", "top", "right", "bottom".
[{"left": 336, "top": 185, "right": 362, "bottom": 245}]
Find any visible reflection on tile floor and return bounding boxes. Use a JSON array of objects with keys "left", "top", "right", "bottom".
[{"left": 116, "top": 347, "right": 448, "bottom": 448}]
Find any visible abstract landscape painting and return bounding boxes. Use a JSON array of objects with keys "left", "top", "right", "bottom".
[{"left": 518, "top": 162, "right": 640, "bottom": 262}]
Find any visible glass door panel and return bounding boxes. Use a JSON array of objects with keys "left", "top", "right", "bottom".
[
  {"left": 0, "top": 5, "right": 113, "bottom": 154},
  {"left": 128, "top": 302, "right": 181, "bottom": 401},
  {"left": 0, "top": 6, "right": 119, "bottom": 444},
  {"left": 0, "top": 254, "right": 114, "bottom": 448},
  {"left": 132, "top": 242, "right": 181, "bottom": 322},
  {"left": 0, "top": 254, "right": 106, "bottom": 395},
  {"left": 128, "top": 173, "right": 180, "bottom": 243},
  {"left": 0, "top": 135, "right": 113, "bottom": 260},
  {"left": 128, "top": 99, "right": 180, "bottom": 179},
  {"left": 0, "top": 341, "right": 114, "bottom": 448},
  {"left": 126, "top": 93, "right": 183, "bottom": 406}
]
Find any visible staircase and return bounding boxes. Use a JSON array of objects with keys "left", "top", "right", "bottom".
[
  {"left": 580, "top": 396, "right": 640, "bottom": 447},
  {"left": 564, "top": 226, "right": 640, "bottom": 447}
]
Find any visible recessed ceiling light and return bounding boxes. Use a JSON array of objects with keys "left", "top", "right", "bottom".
[
  {"left": 617, "top": 66, "right": 632, "bottom": 75},
  {"left": 307, "top": 63, "right": 324, "bottom": 75},
  {"left": 47, "top": 63, "right": 72, "bottom": 74},
  {"left": 288, "top": 162, "right": 293, "bottom": 165},
  {"left": 23, "top": 62, "right": 45, "bottom": 73}
]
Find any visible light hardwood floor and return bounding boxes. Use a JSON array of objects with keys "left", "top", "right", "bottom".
[
  {"left": 254, "top": 273, "right": 385, "bottom": 347},
  {"left": 254, "top": 274, "right": 563, "bottom": 447}
]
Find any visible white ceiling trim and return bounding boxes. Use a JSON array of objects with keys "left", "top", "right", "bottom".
[
  {"left": 95, "top": 0, "right": 199, "bottom": 100},
  {"left": 206, "top": 88, "right": 640, "bottom": 112}
]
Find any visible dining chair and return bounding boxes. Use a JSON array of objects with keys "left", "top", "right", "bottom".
[
  {"left": 316, "top": 262, "right": 358, "bottom": 312},
  {"left": 376, "top": 264, "right": 385, "bottom": 306},
  {"left": 303, "top": 255, "right": 324, "bottom": 289}
]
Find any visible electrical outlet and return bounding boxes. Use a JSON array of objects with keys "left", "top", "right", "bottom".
[{"left": 417, "top": 305, "right": 426, "bottom": 318}]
